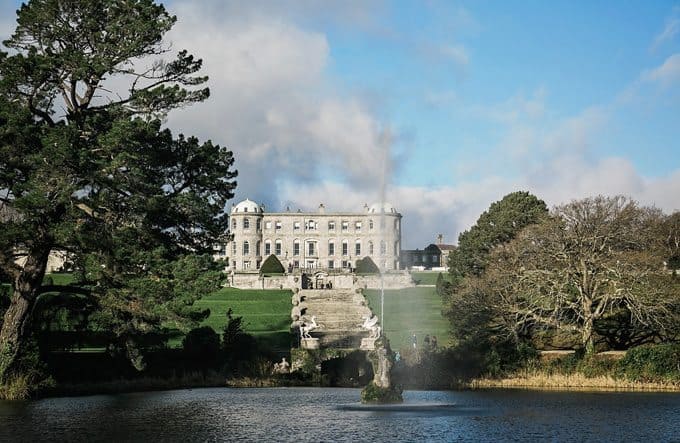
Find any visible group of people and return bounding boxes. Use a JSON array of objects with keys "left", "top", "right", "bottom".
[{"left": 411, "top": 333, "right": 438, "bottom": 350}]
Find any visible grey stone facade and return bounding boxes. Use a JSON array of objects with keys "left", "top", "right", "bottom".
[{"left": 216, "top": 199, "right": 402, "bottom": 272}]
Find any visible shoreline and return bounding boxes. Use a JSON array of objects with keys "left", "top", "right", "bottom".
[{"left": 467, "top": 373, "right": 680, "bottom": 392}]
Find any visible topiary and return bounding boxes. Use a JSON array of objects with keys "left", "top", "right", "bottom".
[
  {"left": 355, "top": 257, "right": 380, "bottom": 274},
  {"left": 260, "top": 254, "right": 285, "bottom": 275}
]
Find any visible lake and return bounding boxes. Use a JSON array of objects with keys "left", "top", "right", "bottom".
[{"left": 0, "top": 387, "right": 678, "bottom": 441}]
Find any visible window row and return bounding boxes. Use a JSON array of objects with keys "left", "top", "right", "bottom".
[
  {"left": 232, "top": 239, "right": 400, "bottom": 257},
  {"left": 230, "top": 218, "right": 400, "bottom": 232}
]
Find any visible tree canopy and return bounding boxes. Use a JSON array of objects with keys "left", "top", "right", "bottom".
[
  {"left": 0, "top": 0, "right": 237, "bottom": 384},
  {"left": 447, "top": 196, "right": 680, "bottom": 355},
  {"left": 447, "top": 191, "right": 548, "bottom": 281}
]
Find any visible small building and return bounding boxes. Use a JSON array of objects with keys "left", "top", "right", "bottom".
[{"left": 400, "top": 235, "right": 456, "bottom": 270}]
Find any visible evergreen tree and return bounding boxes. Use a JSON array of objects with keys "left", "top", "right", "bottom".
[
  {"left": 0, "top": 0, "right": 237, "bottom": 384},
  {"left": 447, "top": 191, "right": 548, "bottom": 281}
]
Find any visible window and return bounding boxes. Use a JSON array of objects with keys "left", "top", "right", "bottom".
[
  {"left": 243, "top": 260, "right": 250, "bottom": 270},
  {"left": 328, "top": 221, "right": 336, "bottom": 231},
  {"left": 342, "top": 240, "right": 348, "bottom": 256},
  {"left": 256, "top": 219, "right": 261, "bottom": 231},
  {"left": 256, "top": 241, "right": 261, "bottom": 256},
  {"left": 232, "top": 242, "right": 236, "bottom": 255},
  {"left": 231, "top": 219, "right": 237, "bottom": 230},
  {"left": 355, "top": 221, "right": 362, "bottom": 231},
  {"left": 328, "top": 260, "right": 334, "bottom": 269},
  {"left": 232, "top": 260, "right": 236, "bottom": 268},
  {"left": 265, "top": 221, "right": 272, "bottom": 230},
  {"left": 275, "top": 240, "right": 282, "bottom": 255},
  {"left": 328, "top": 241, "right": 335, "bottom": 256},
  {"left": 342, "top": 260, "right": 349, "bottom": 268},
  {"left": 264, "top": 241, "right": 271, "bottom": 255},
  {"left": 432, "top": 254, "right": 438, "bottom": 263},
  {"left": 308, "top": 242, "right": 315, "bottom": 256},
  {"left": 293, "top": 260, "right": 299, "bottom": 268},
  {"left": 341, "top": 221, "right": 349, "bottom": 231},
  {"left": 368, "top": 241, "right": 374, "bottom": 255},
  {"left": 355, "top": 240, "right": 361, "bottom": 256},
  {"left": 369, "top": 220, "right": 374, "bottom": 230},
  {"left": 243, "top": 218, "right": 250, "bottom": 229},
  {"left": 244, "top": 207, "right": 248, "bottom": 213},
  {"left": 306, "top": 220, "right": 316, "bottom": 230},
  {"left": 293, "top": 240, "right": 300, "bottom": 256},
  {"left": 293, "top": 221, "right": 301, "bottom": 231},
  {"left": 275, "top": 221, "right": 282, "bottom": 230},
  {"left": 380, "top": 240, "right": 386, "bottom": 255},
  {"left": 256, "top": 260, "right": 261, "bottom": 269},
  {"left": 243, "top": 241, "right": 250, "bottom": 255}
]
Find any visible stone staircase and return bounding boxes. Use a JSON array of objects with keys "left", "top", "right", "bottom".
[{"left": 298, "top": 289, "right": 373, "bottom": 349}]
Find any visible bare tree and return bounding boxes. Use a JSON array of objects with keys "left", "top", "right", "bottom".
[{"left": 483, "top": 196, "right": 677, "bottom": 354}]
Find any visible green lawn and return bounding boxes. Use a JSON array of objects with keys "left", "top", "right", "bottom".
[
  {"left": 364, "top": 286, "right": 451, "bottom": 351},
  {"left": 410, "top": 271, "right": 447, "bottom": 286},
  {"left": 194, "top": 288, "right": 293, "bottom": 352}
]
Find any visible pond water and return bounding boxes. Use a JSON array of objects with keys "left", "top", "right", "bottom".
[{"left": 0, "top": 387, "right": 679, "bottom": 442}]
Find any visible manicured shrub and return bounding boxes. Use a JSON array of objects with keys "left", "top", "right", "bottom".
[
  {"left": 260, "top": 254, "right": 285, "bottom": 275},
  {"left": 355, "top": 257, "right": 379, "bottom": 274}
]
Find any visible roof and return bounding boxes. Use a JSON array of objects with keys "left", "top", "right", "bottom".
[{"left": 231, "top": 198, "right": 263, "bottom": 214}]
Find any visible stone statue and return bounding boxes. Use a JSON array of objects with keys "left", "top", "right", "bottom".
[
  {"left": 360, "top": 315, "right": 381, "bottom": 338},
  {"left": 299, "top": 315, "right": 320, "bottom": 338},
  {"left": 273, "top": 357, "right": 290, "bottom": 374}
]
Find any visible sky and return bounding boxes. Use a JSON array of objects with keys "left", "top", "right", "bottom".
[{"left": 2, "top": 1, "right": 679, "bottom": 248}]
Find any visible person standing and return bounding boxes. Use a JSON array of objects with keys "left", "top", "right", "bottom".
[{"left": 411, "top": 333, "right": 417, "bottom": 349}]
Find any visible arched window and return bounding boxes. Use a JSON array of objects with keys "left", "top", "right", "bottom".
[
  {"left": 256, "top": 218, "right": 261, "bottom": 231},
  {"left": 243, "top": 218, "right": 250, "bottom": 229},
  {"left": 293, "top": 239, "right": 300, "bottom": 256},
  {"left": 380, "top": 240, "right": 386, "bottom": 255},
  {"left": 368, "top": 241, "right": 374, "bottom": 255},
  {"left": 342, "top": 240, "right": 349, "bottom": 256},
  {"left": 355, "top": 240, "right": 361, "bottom": 256},
  {"left": 328, "top": 240, "right": 335, "bottom": 256},
  {"left": 243, "top": 241, "right": 250, "bottom": 255},
  {"left": 275, "top": 240, "right": 282, "bottom": 256},
  {"left": 264, "top": 240, "right": 271, "bottom": 255}
]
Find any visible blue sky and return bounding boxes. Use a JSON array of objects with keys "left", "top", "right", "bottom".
[{"left": 2, "top": 1, "right": 679, "bottom": 247}]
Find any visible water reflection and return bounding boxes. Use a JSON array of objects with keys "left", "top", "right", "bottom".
[{"left": 0, "top": 388, "right": 678, "bottom": 442}]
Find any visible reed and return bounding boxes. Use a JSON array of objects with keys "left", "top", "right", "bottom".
[{"left": 469, "top": 371, "right": 680, "bottom": 391}]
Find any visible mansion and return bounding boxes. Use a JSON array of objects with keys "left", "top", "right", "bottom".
[{"left": 217, "top": 199, "right": 402, "bottom": 272}]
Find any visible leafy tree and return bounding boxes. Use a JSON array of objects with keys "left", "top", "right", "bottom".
[
  {"left": 260, "top": 255, "right": 285, "bottom": 275},
  {"left": 471, "top": 196, "right": 677, "bottom": 354},
  {"left": 0, "top": 0, "right": 237, "bottom": 384},
  {"left": 447, "top": 191, "right": 548, "bottom": 281}
]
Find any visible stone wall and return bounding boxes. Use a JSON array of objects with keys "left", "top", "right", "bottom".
[{"left": 227, "top": 271, "right": 415, "bottom": 290}]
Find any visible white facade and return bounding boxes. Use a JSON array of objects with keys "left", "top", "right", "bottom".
[{"left": 216, "top": 199, "right": 402, "bottom": 272}]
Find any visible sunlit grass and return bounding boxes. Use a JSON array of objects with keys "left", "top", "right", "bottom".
[{"left": 364, "top": 286, "right": 451, "bottom": 351}]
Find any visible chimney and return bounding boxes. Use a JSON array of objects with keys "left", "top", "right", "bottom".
[
  {"left": 319, "top": 203, "right": 325, "bottom": 214},
  {"left": 437, "top": 234, "right": 443, "bottom": 245}
]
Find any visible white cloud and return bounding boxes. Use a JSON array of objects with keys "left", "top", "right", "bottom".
[
  {"left": 651, "top": 6, "right": 680, "bottom": 51},
  {"left": 642, "top": 53, "right": 680, "bottom": 86},
  {"left": 163, "top": 1, "right": 394, "bottom": 204},
  {"left": 439, "top": 44, "right": 469, "bottom": 67}
]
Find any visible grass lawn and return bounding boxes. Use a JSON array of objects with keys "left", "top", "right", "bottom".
[
  {"left": 364, "top": 286, "right": 451, "bottom": 351},
  {"left": 195, "top": 288, "right": 293, "bottom": 352},
  {"left": 410, "top": 271, "right": 448, "bottom": 286}
]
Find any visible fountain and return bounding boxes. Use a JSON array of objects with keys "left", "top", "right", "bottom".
[{"left": 360, "top": 143, "right": 403, "bottom": 404}]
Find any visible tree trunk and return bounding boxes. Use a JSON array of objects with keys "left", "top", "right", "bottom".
[
  {"left": 0, "top": 250, "right": 49, "bottom": 383},
  {"left": 582, "top": 316, "right": 595, "bottom": 355}
]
